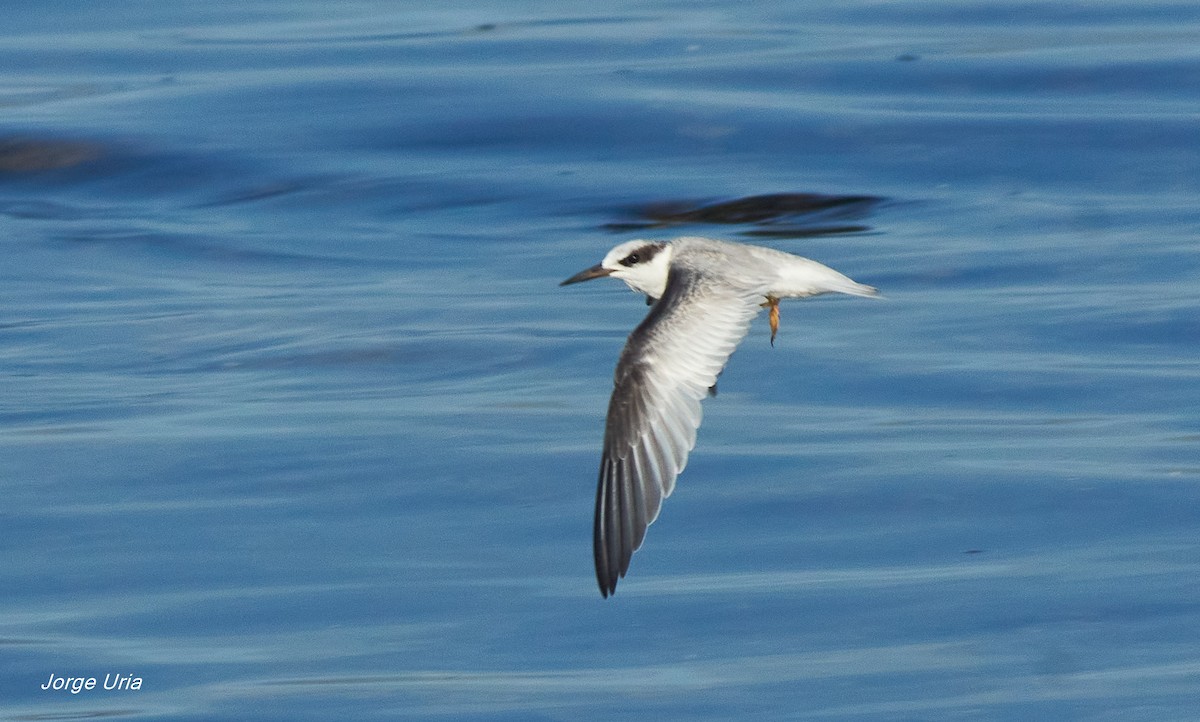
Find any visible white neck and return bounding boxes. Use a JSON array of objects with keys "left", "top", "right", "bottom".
[{"left": 615, "top": 244, "right": 673, "bottom": 299}]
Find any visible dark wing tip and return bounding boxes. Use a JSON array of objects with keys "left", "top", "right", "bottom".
[{"left": 595, "top": 454, "right": 640, "bottom": 598}]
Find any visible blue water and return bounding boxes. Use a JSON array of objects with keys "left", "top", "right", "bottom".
[{"left": 3, "top": 1, "right": 1200, "bottom": 719}]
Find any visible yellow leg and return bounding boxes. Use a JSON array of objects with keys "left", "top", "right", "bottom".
[{"left": 763, "top": 297, "right": 780, "bottom": 346}]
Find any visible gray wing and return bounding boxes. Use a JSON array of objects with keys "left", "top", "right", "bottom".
[{"left": 595, "top": 264, "right": 765, "bottom": 597}]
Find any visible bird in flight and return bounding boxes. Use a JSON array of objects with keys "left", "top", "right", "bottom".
[{"left": 561, "top": 236, "right": 878, "bottom": 597}]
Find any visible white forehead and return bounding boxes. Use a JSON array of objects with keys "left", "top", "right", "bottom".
[
  {"left": 601, "top": 240, "right": 650, "bottom": 265},
  {"left": 601, "top": 240, "right": 654, "bottom": 267}
]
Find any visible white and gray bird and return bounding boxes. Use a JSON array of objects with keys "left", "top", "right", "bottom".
[{"left": 561, "top": 236, "right": 878, "bottom": 597}]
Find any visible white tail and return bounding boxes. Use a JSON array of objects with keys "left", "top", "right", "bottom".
[{"left": 775, "top": 255, "right": 879, "bottom": 299}]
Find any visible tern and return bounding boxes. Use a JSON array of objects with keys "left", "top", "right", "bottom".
[{"left": 562, "top": 236, "right": 878, "bottom": 597}]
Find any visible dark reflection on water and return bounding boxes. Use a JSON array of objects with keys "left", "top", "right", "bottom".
[
  {"left": 603, "top": 192, "right": 882, "bottom": 238},
  {"left": 0, "top": 137, "right": 105, "bottom": 173}
]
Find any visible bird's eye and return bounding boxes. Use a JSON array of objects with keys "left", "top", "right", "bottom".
[{"left": 620, "top": 253, "right": 640, "bottom": 267}]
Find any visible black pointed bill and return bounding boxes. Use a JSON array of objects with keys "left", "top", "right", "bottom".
[{"left": 560, "top": 264, "right": 613, "bottom": 286}]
